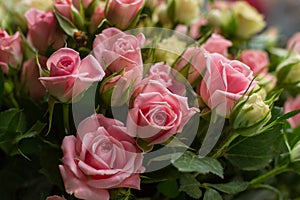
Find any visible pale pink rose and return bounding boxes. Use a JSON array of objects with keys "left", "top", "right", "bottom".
[
  {"left": 287, "top": 32, "right": 300, "bottom": 54},
  {"left": 175, "top": 25, "right": 188, "bottom": 35},
  {"left": 59, "top": 114, "right": 144, "bottom": 200},
  {"left": 105, "top": 0, "right": 145, "bottom": 29},
  {"left": 147, "top": 62, "right": 185, "bottom": 95},
  {"left": 25, "top": 8, "right": 65, "bottom": 53},
  {"left": 46, "top": 195, "right": 66, "bottom": 200},
  {"left": 90, "top": 5, "right": 105, "bottom": 33},
  {"left": 21, "top": 56, "right": 47, "bottom": 100},
  {"left": 284, "top": 95, "right": 300, "bottom": 129},
  {"left": 202, "top": 33, "right": 232, "bottom": 55},
  {"left": 53, "top": 0, "right": 74, "bottom": 22},
  {"left": 0, "top": 29, "right": 22, "bottom": 71},
  {"left": 93, "top": 28, "right": 145, "bottom": 77},
  {"left": 39, "top": 48, "right": 105, "bottom": 103},
  {"left": 127, "top": 80, "right": 199, "bottom": 144},
  {"left": 189, "top": 18, "right": 207, "bottom": 39},
  {"left": 240, "top": 49, "right": 269, "bottom": 75},
  {"left": 199, "top": 53, "right": 256, "bottom": 117},
  {"left": 73, "top": 0, "right": 92, "bottom": 9},
  {"left": 174, "top": 46, "right": 206, "bottom": 84}
]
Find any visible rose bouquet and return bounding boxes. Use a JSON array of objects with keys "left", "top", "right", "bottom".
[{"left": 1, "top": 0, "right": 300, "bottom": 199}]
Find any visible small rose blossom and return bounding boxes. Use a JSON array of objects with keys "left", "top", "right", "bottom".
[
  {"left": 284, "top": 95, "right": 300, "bottom": 129},
  {"left": 39, "top": 48, "right": 105, "bottom": 103},
  {"left": 240, "top": 49, "right": 269, "bottom": 75},
  {"left": 105, "top": 0, "right": 145, "bottom": 30},
  {"left": 73, "top": 0, "right": 92, "bottom": 9},
  {"left": 59, "top": 114, "right": 144, "bottom": 200},
  {"left": 127, "top": 80, "right": 199, "bottom": 144},
  {"left": 202, "top": 33, "right": 232, "bottom": 56},
  {"left": 199, "top": 53, "right": 256, "bottom": 117},
  {"left": 93, "top": 27, "right": 145, "bottom": 78},
  {"left": 189, "top": 18, "right": 207, "bottom": 39},
  {"left": 287, "top": 32, "right": 300, "bottom": 54},
  {"left": 0, "top": 29, "right": 22, "bottom": 71},
  {"left": 174, "top": 46, "right": 206, "bottom": 85},
  {"left": 25, "top": 8, "right": 65, "bottom": 53},
  {"left": 54, "top": 0, "right": 76, "bottom": 22},
  {"left": 21, "top": 56, "right": 47, "bottom": 100},
  {"left": 90, "top": 4, "right": 105, "bottom": 33}
]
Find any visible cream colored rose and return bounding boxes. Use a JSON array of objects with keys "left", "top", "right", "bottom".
[
  {"left": 276, "top": 53, "right": 300, "bottom": 84},
  {"left": 172, "top": 0, "right": 203, "bottom": 24},
  {"left": 232, "top": 1, "right": 266, "bottom": 38}
]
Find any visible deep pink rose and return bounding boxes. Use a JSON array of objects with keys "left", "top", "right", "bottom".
[
  {"left": 25, "top": 8, "right": 65, "bottom": 53},
  {"left": 127, "top": 80, "right": 199, "bottom": 144},
  {"left": 59, "top": 114, "right": 144, "bottom": 200},
  {"left": 0, "top": 29, "right": 22, "bottom": 71},
  {"left": 202, "top": 33, "right": 232, "bottom": 55},
  {"left": 39, "top": 48, "right": 105, "bottom": 103},
  {"left": 105, "top": 0, "right": 145, "bottom": 29},
  {"left": 199, "top": 53, "right": 256, "bottom": 117},
  {"left": 21, "top": 56, "right": 47, "bottom": 100},
  {"left": 284, "top": 95, "right": 300, "bottom": 129},
  {"left": 174, "top": 46, "right": 206, "bottom": 84},
  {"left": 287, "top": 32, "right": 300, "bottom": 54},
  {"left": 46, "top": 195, "right": 66, "bottom": 200},
  {"left": 147, "top": 62, "right": 185, "bottom": 95},
  {"left": 240, "top": 49, "right": 269, "bottom": 75},
  {"left": 54, "top": 0, "right": 74, "bottom": 22},
  {"left": 93, "top": 27, "right": 145, "bottom": 77}
]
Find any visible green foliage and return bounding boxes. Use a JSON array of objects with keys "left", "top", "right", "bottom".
[
  {"left": 157, "top": 179, "right": 180, "bottom": 198},
  {"left": 203, "top": 188, "right": 223, "bottom": 200},
  {"left": 179, "top": 173, "right": 202, "bottom": 199}
]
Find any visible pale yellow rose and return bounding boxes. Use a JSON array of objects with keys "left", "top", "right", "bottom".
[
  {"left": 232, "top": 1, "right": 266, "bottom": 38},
  {"left": 172, "top": 0, "right": 203, "bottom": 24}
]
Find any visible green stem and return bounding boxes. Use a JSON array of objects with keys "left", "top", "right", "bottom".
[
  {"left": 212, "top": 132, "right": 239, "bottom": 158},
  {"left": 9, "top": 93, "right": 19, "bottom": 108},
  {"left": 250, "top": 164, "right": 291, "bottom": 185},
  {"left": 63, "top": 104, "right": 70, "bottom": 135}
]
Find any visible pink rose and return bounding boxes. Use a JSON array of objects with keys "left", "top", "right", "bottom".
[
  {"left": 284, "top": 95, "right": 300, "bottom": 129},
  {"left": 39, "top": 48, "right": 105, "bottom": 103},
  {"left": 287, "top": 32, "right": 300, "bottom": 54},
  {"left": 0, "top": 29, "right": 22, "bottom": 71},
  {"left": 59, "top": 114, "right": 144, "bottom": 200},
  {"left": 90, "top": 5, "right": 105, "bottom": 33},
  {"left": 147, "top": 62, "right": 185, "bottom": 95},
  {"left": 189, "top": 19, "right": 207, "bottom": 39},
  {"left": 93, "top": 28, "right": 145, "bottom": 77},
  {"left": 73, "top": 0, "right": 92, "bottom": 9},
  {"left": 240, "top": 49, "right": 269, "bottom": 75},
  {"left": 25, "top": 8, "right": 65, "bottom": 53},
  {"left": 199, "top": 53, "right": 256, "bottom": 117},
  {"left": 53, "top": 0, "right": 75, "bottom": 22},
  {"left": 21, "top": 56, "right": 47, "bottom": 100},
  {"left": 105, "top": 0, "right": 145, "bottom": 29},
  {"left": 202, "top": 33, "right": 232, "bottom": 55},
  {"left": 46, "top": 195, "right": 66, "bottom": 200},
  {"left": 174, "top": 46, "right": 206, "bottom": 85},
  {"left": 127, "top": 80, "right": 198, "bottom": 144}
]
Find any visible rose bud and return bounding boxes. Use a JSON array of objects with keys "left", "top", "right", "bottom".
[
  {"left": 39, "top": 48, "right": 105, "bottom": 103},
  {"left": 240, "top": 49, "right": 269, "bottom": 75},
  {"left": 73, "top": 0, "right": 92, "bottom": 9},
  {"left": 276, "top": 53, "right": 300, "bottom": 86},
  {"left": 89, "top": 3, "right": 106, "bottom": 33},
  {"left": 291, "top": 141, "right": 300, "bottom": 163},
  {"left": 105, "top": 0, "right": 145, "bottom": 30},
  {"left": 287, "top": 32, "right": 300, "bottom": 55},
  {"left": 230, "top": 93, "right": 271, "bottom": 137},
  {"left": 284, "top": 95, "right": 300, "bottom": 129},
  {"left": 0, "top": 29, "right": 23, "bottom": 71},
  {"left": 99, "top": 68, "right": 142, "bottom": 107},
  {"left": 201, "top": 33, "right": 232, "bottom": 56},
  {"left": 25, "top": 8, "right": 66, "bottom": 53}
]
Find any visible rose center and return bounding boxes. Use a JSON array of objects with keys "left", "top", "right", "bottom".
[
  {"left": 99, "top": 141, "right": 113, "bottom": 153},
  {"left": 153, "top": 111, "right": 167, "bottom": 126},
  {"left": 114, "top": 38, "right": 134, "bottom": 55}
]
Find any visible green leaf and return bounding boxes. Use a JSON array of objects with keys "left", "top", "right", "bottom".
[
  {"left": 54, "top": 11, "right": 78, "bottom": 37},
  {"left": 226, "top": 127, "right": 280, "bottom": 170},
  {"left": 136, "top": 138, "right": 154, "bottom": 153},
  {"left": 15, "top": 121, "right": 46, "bottom": 142},
  {"left": 205, "top": 181, "right": 249, "bottom": 194},
  {"left": 277, "top": 109, "right": 300, "bottom": 122},
  {"left": 171, "top": 151, "right": 224, "bottom": 178},
  {"left": 203, "top": 188, "right": 223, "bottom": 200},
  {"left": 179, "top": 173, "right": 202, "bottom": 199},
  {"left": 0, "top": 108, "right": 22, "bottom": 132},
  {"left": 157, "top": 179, "right": 180, "bottom": 198}
]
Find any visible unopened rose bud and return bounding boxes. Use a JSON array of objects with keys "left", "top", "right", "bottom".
[
  {"left": 231, "top": 93, "right": 271, "bottom": 136},
  {"left": 207, "top": 9, "right": 223, "bottom": 27},
  {"left": 291, "top": 141, "right": 300, "bottom": 163},
  {"left": 276, "top": 53, "right": 300, "bottom": 86}
]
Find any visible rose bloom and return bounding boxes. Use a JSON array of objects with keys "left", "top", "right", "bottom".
[
  {"left": 59, "top": 114, "right": 144, "bottom": 200},
  {"left": 90, "top": 3, "right": 105, "bottom": 33},
  {"left": 199, "top": 52, "right": 256, "bottom": 117},
  {"left": 127, "top": 80, "right": 199, "bottom": 144},
  {"left": 21, "top": 56, "right": 47, "bottom": 100},
  {"left": 53, "top": 0, "right": 75, "bottom": 22},
  {"left": 93, "top": 27, "right": 145, "bottom": 77},
  {"left": 284, "top": 95, "right": 300, "bottom": 129},
  {"left": 0, "top": 29, "right": 22, "bottom": 73},
  {"left": 287, "top": 32, "right": 300, "bottom": 54},
  {"left": 105, "top": 0, "right": 145, "bottom": 29},
  {"left": 202, "top": 33, "right": 232, "bottom": 56},
  {"left": 239, "top": 49, "right": 269, "bottom": 75},
  {"left": 39, "top": 48, "right": 105, "bottom": 103},
  {"left": 25, "top": 8, "right": 65, "bottom": 53},
  {"left": 174, "top": 46, "right": 206, "bottom": 85}
]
